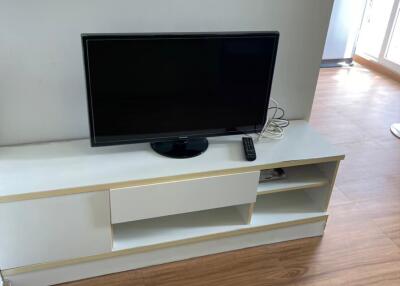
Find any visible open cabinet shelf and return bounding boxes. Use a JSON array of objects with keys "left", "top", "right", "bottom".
[
  {"left": 112, "top": 204, "right": 248, "bottom": 251},
  {"left": 112, "top": 189, "right": 327, "bottom": 252},
  {"left": 252, "top": 190, "right": 327, "bottom": 225},
  {"left": 257, "top": 164, "right": 328, "bottom": 196}
]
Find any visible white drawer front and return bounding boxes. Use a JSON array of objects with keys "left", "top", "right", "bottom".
[
  {"left": 0, "top": 191, "right": 112, "bottom": 269},
  {"left": 110, "top": 171, "right": 259, "bottom": 224}
]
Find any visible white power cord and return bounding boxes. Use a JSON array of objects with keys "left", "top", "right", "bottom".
[{"left": 258, "top": 98, "right": 289, "bottom": 141}]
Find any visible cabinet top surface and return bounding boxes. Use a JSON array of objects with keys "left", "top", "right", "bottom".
[{"left": 0, "top": 120, "right": 344, "bottom": 202}]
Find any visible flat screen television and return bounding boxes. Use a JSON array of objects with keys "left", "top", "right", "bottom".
[{"left": 82, "top": 32, "right": 279, "bottom": 158}]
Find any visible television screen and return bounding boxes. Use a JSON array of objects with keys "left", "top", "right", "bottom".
[{"left": 82, "top": 32, "right": 279, "bottom": 146}]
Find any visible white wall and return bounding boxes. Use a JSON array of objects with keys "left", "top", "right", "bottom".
[
  {"left": 0, "top": 0, "right": 333, "bottom": 146},
  {"left": 323, "top": 0, "right": 366, "bottom": 60}
]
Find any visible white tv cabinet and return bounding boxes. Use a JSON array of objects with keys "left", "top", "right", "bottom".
[{"left": 0, "top": 120, "right": 344, "bottom": 286}]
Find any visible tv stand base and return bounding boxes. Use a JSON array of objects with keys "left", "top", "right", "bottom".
[{"left": 151, "top": 137, "right": 208, "bottom": 158}]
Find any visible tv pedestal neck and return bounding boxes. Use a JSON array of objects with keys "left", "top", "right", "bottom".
[{"left": 151, "top": 137, "right": 209, "bottom": 159}]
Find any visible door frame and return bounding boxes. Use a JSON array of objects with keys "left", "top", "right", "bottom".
[{"left": 380, "top": 0, "right": 400, "bottom": 73}]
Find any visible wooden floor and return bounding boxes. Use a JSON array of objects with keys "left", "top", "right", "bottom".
[{"left": 61, "top": 65, "right": 400, "bottom": 286}]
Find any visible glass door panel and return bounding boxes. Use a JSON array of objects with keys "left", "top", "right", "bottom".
[
  {"left": 356, "top": 0, "right": 395, "bottom": 59},
  {"left": 385, "top": 5, "right": 400, "bottom": 65}
]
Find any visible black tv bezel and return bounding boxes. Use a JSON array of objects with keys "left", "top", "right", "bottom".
[{"left": 81, "top": 31, "right": 279, "bottom": 147}]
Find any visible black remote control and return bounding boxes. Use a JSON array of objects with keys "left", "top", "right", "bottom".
[{"left": 242, "top": 137, "right": 256, "bottom": 161}]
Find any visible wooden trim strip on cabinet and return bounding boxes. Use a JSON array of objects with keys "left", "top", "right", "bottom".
[
  {"left": 0, "top": 156, "right": 344, "bottom": 203},
  {"left": 246, "top": 203, "right": 255, "bottom": 224}
]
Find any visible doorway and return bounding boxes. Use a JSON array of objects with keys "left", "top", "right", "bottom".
[{"left": 356, "top": 0, "right": 400, "bottom": 73}]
